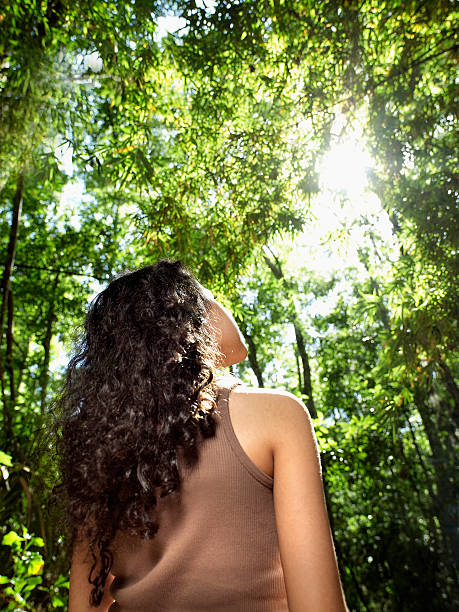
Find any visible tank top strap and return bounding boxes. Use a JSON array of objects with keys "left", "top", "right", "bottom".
[
  {"left": 216, "top": 375, "right": 273, "bottom": 488},
  {"left": 216, "top": 374, "right": 242, "bottom": 409}
]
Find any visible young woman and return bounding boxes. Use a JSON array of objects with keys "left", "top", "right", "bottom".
[{"left": 60, "top": 260, "right": 348, "bottom": 611}]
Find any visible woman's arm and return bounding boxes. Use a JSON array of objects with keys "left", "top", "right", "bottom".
[
  {"left": 271, "top": 392, "right": 349, "bottom": 611},
  {"left": 69, "top": 538, "right": 115, "bottom": 612}
]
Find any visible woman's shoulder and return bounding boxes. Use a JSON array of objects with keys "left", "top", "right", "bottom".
[
  {"left": 219, "top": 374, "right": 308, "bottom": 426},
  {"left": 227, "top": 380, "right": 313, "bottom": 479},
  {"left": 229, "top": 377, "right": 305, "bottom": 406},
  {"left": 216, "top": 368, "right": 299, "bottom": 393},
  {"left": 215, "top": 372, "right": 307, "bottom": 419},
  {"left": 233, "top": 384, "right": 301, "bottom": 401}
]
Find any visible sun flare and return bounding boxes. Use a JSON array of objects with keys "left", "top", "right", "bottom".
[{"left": 319, "top": 136, "right": 374, "bottom": 198}]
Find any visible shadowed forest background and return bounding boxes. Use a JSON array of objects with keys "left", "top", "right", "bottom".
[{"left": 0, "top": 0, "right": 457, "bottom": 610}]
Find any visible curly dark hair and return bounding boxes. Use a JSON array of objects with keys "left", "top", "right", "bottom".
[{"left": 55, "top": 260, "right": 221, "bottom": 606}]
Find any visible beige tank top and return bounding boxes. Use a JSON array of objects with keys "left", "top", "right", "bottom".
[{"left": 108, "top": 375, "right": 289, "bottom": 611}]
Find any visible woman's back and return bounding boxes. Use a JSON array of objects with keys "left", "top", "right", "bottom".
[{"left": 108, "top": 375, "right": 289, "bottom": 611}]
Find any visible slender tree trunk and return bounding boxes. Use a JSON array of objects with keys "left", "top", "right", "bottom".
[
  {"left": 13, "top": 338, "right": 29, "bottom": 403},
  {"left": 294, "top": 323, "right": 316, "bottom": 418},
  {"left": 397, "top": 425, "right": 440, "bottom": 538},
  {"left": 263, "top": 253, "right": 316, "bottom": 415},
  {"left": 407, "top": 417, "right": 438, "bottom": 506},
  {"left": 237, "top": 319, "right": 264, "bottom": 387},
  {"left": 415, "top": 388, "right": 458, "bottom": 571},
  {"left": 0, "top": 170, "right": 24, "bottom": 436},
  {"left": 244, "top": 332, "right": 264, "bottom": 388},
  {"left": 6, "top": 287, "right": 15, "bottom": 406},
  {"left": 40, "top": 273, "right": 60, "bottom": 414},
  {"left": 295, "top": 349, "right": 302, "bottom": 391},
  {"left": 437, "top": 357, "right": 459, "bottom": 430},
  {"left": 0, "top": 171, "right": 24, "bottom": 335}
]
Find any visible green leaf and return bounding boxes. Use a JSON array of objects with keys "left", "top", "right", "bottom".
[
  {"left": 54, "top": 574, "right": 70, "bottom": 589},
  {"left": 2, "top": 531, "right": 22, "bottom": 547},
  {"left": 0, "top": 450, "right": 13, "bottom": 466},
  {"left": 27, "top": 557, "right": 44, "bottom": 576},
  {"left": 52, "top": 595, "right": 65, "bottom": 607},
  {"left": 30, "top": 537, "right": 45, "bottom": 548},
  {"left": 3, "top": 585, "right": 15, "bottom": 597},
  {"left": 23, "top": 575, "right": 42, "bottom": 591}
]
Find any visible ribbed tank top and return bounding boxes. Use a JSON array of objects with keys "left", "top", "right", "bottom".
[{"left": 108, "top": 375, "right": 289, "bottom": 611}]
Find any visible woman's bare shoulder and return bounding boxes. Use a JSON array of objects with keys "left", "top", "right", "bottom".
[
  {"left": 232, "top": 383, "right": 304, "bottom": 406},
  {"left": 230, "top": 384, "right": 307, "bottom": 437}
]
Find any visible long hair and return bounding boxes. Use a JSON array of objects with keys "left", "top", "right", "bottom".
[{"left": 55, "top": 260, "right": 220, "bottom": 606}]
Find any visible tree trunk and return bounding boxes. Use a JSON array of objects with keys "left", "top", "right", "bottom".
[
  {"left": 263, "top": 253, "right": 316, "bottom": 415},
  {"left": 295, "top": 349, "right": 302, "bottom": 391},
  {"left": 397, "top": 424, "right": 440, "bottom": 540},
  {"left": 238, "top": 321, "right": 264, "bottom": 387},
  {"left": 294, "top": 323, "right": 317, "bottom": 418},
  {"left": 406, "top": 417, "right": 438, "bottom": 510},
  {"left": 437, "top": 357, "right": 459, "bottom": 431},
  {"left": 415, "top": 387, "right": 458, "bottom": 572},
  {"left": 6, "top": 287, "right": 15, "bottom": 406},
  {"left": 245, "top": 333, "right": 264, "bottom": 387},
  {"left": 40, "top": 273, "right": 60, "bottom": 414},
  {"left": 0, "top": 170, "right": 24, "bottom": 435},
  {"left": 13, "top": 338, "right": 29, "bottom": 403},
  {"left": 0, "top": 171, "right": 24, "bottom": 335}
]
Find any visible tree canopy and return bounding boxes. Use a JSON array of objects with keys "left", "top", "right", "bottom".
[{"left": 0, "top": 1, "right": 457, "bottom": 609}]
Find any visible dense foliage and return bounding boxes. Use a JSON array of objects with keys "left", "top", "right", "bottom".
[{"left": 0, "top": 1, "right": 457, "bottom": 610}]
